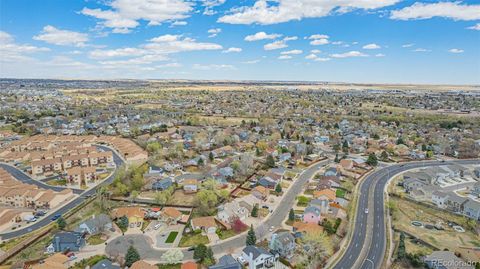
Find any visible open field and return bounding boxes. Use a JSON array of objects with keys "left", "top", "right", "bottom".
[{"left": 390, "top": 196, "right": 480, "bottom": 262}]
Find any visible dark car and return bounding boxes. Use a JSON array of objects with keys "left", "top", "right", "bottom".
[
  {"left": 51, "top": 214, "right": 61, "bottom": 221},
  {"left": 187, "top": 246, "right": 196, "bottom": 251}
]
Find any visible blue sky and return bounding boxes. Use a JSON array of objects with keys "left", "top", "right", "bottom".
[{"left": 0, "top": 0, "right": 479, "bottom": 84}]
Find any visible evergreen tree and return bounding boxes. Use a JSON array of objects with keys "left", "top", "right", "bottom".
[
  {"left": 209, "top": 152, "right": 214, "bottom": 161},
  {"left": 380, "top": 151, "right": 389, "bottom": 161},
  {"left": 288, "top": 209, "right": 295, "bottom": 221},
  {"left": 266, "top": 154, "right": 275, "bottom": 168},
  {"left": 251, "top": 204, "right": 259, "bottom": 217},
  {"left": 193, "top": 244, "right": 207, "bottom": 261},
  {"left": 125, "top": 246, "right": 140, "bottom": 267},
  {"left": 366, "top": 153, "right": 378, "bottom": 166},
  {"left": 246, "top": 225, "right": 256, "bottom": 246},
  {"left": 334, "top": 153, "right": 340, "bottom": 163},
  {"left": 275, "top": 184, "right": 282, "bottom": 194},
  {"left": 256, "top": 147, "right": 261, "bottom": 156},
  {"left": 396, "top": 137, "right": 405, "bottom": 145},
  {"left": 204, "top": 247, "right": 215, "bottom": 265},
  {"left": 56, "top": 217, "right": 66, "bottom": 230},
  {"left": 397, "top": 232, "right": 406, "bottom": 260},
  {"left": 342, "top": 140, "right": 349, "bottom": 153}
]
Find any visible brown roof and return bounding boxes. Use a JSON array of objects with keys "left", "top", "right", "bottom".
[
  {"left": 162, "top": 207, "right": 182, "bottom": 219},
  {"left": 111, "top": 207, "right": 145, "bottom": 219},
  {"left": 130, "top": 260, "right": 156, "bottom": 269},
  {"left": 191, "top": 216, "right": 216, "bottom": 229},
  {"left": 181, "top": 261, "right": 198, "bottom": 269},
  {"left": 253, "top": 186, "right": 269, "bottom": 196},
  {"left": 292, "top": 222, "right": 324, "bottom": 234},
  {"left": 313, "top": 189, "right": 336, "bottom": 201}
]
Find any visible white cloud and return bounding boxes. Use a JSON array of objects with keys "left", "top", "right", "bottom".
[
  {"left": 310, "top": 49, "right": 321, "bottom": 54},
  {"left": 208, "top": 28, "right": 222, "bottom": 37},
  {"left": 171, "top": 21, "right": 187, "bottom": 26},
  {"left": 202, "top": 0, "right": 226, "bottom": 15},
  {"left": 402, "top": 43, "right": 414, "bottom": 48},
  {"left": 156, "top": 62, "right": 182, "bottom": 68},
  {"left": 89, "top": 47, "right": 147, "bottom": 59},
  {"left": 309, "top": 34, "right": 329, "bottom": 39},
  {"left": 193, "top": 63, "right": 235, "bottom": 70},
  {"left": 305, "top": 53, "right": 317, "bottom": 59},
  {"left": 278, "top": 55, "right": 292, "bottom": 60},
  {"left": 448, "top": 48, "right": 464, "bottom": 54},
  {"left": 242, "top": 59, "right": 260, "bottom": 64},
  {"left": 310, "top": 38, "right": 329, "bottom": 45},
  {"left": 33, "top": 25, "right": 88, "bottom": 47},
  {"left": 244, "top": 32, "right": 281, "bottom": 41},
  {"left": 0, "top": 31, "right": 50, "bottom": 62},
  {"left": 375, "top": 53, "right": 385, "bottom": 57},
  {"left": 362, "top": 43, "right": 381, "bottom": 49},
  {"left": 283, "top": 36, "right": 298, "bottom": 41},
  {"left": 330, "top": 50, "right": 368, "bottom": 58},
  {"left": 467, "top": 23, "right": 480, "bottom": 30},
  {"left": 314, "top": 57, "right": 330, "bottom": 62},
  {"left": 281, "top": 49, "right": 302, "bottom": 55},
  {"left": 222, "top": 47, "right": 242, "bottom": 53},
  {"left": 89, "top": 34, "right": 222, "bottom": 63},
  {"left": 309, "top": 34, "right": 330, "bottom": 45},
  {"left": 264, "top": 40, "right": 288, "bottom": 50},
  {"left": 218, "top": 0, "right": 399, "bottom": 25},
  {"left": 81, "top": 0, "right": 193, "bottom": 33},
  {"left": 413, "top": 48, "right": 430, "bottom": 52},
  {"left": 391, "top": 2, "right": 480, "bottom": 21}
]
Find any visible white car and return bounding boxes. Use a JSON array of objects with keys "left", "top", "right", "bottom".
[
  {"left": 237, "top": 256, "right": 247, "bottom": 265},
  {"left": 154, "top": 224, "right": 161, "bottom": 230},
  {"left": 269, "top": 226, "right": 275, "bottom": 232},
  {"left": 365, "top": 208, "right": 369, "bottom": 214}
]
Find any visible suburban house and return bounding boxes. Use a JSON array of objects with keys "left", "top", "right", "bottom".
[
  {"left": 160, "top": 207, "right": 182, "bottom": 224},
  {"left": 208, "top": 254, "right": 242, "bottom": 269},
  {"left": 191, "top": 216, "right": 217, "bottom": 234},
  {"left": 183, "top": 179, "right": 198, "bottom": 193},
  {"left": 111, "top": 207, "right": 145, "bottom": 227},
  {"left": 424, "top": 251, "right": 474, "bottom": 269},
  {"left": 75, "top": 214, "right": 113, "bottom": 235},
  {"left": 252, "top": 186, "right": 269, "bottom": 201},
  {"left": 313, "top": 189, "right": 336, "bottom": 202},
  {"left": 269, "top": 231, "right": 296, "bottom": 258},
  {"left": 130, "top": 260, "right": 157, "bottom": 269},
  {"left": 151, "top": 178, "right": 173, "bottom": 191},
  {"left": 431, "top": 191, "right": 449, "bottom": 209},
  {"left": 303, "top": 206, "right": 322, "bottom": 224},
  {"left": 217, "top": 200, "right": 249, "bottom": 223},
  {"left": 92, "top": 259, "right": 120, "bottom": 269},
  {"left": 50, "top": 231, "right": 86, "bottom": 252},
  {"left": 241, "top": 246, "right": 277, "bottom": 269},
  {"left": 445, "top": 196, "right": 468, "bottom": 213},
  {"left": 471, "top": 182, "right": 480, "bottom": 197},
  {"left": 463, "top": 199, "right": 480, "bottom": 221}
]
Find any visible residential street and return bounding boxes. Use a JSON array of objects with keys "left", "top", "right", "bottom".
[
  {"left": 333, "top": 159, "right": 480, "bottom": 269},
  {"left": 0, "top": 145, "right": 124, "bottom": 240}
]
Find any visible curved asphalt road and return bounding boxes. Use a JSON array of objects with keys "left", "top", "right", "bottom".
[
  {"left": 0, "top": 145, "right": 124, "bottom": 240},
  {"left": 334, "top": 159, "right": 480, "bottom": 269}
]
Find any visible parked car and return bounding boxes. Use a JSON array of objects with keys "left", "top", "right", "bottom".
[{"left": 51, "top": 214, "right": 61, "bottom": 221}]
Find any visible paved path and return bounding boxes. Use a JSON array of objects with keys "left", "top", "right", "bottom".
[
  {"left": 0, "top": 145, "right": 124, "bottom": 240},
  {"left": 333, "top": 159, "right": 480, "bottom": 269}
]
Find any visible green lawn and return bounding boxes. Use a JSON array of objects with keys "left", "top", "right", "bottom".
[
  {"left": 217, "top": 229, "right": 237, "bottom": 240},
  {"left": 297, "top": 196, "right": 311, "bottom": 207},
  {"left": 336, "top": 189, "right": 346, "bottom": 198},
  {"left": 178, "top": 233, "right": 209, "bottom": 247},
  {"left": 87, "top": 234, "right": 106, "bottom": 245},
  {"left": 165, "top": 231, "right": 179, "bottom": 243}
]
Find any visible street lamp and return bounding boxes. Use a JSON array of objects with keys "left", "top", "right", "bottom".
[{"left": 365, "top": 258, "right": 374, "bottom": 269}]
